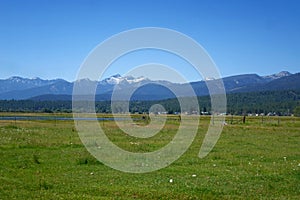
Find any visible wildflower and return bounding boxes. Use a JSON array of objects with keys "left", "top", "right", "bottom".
[
  {"left": 169, "top": 179, "right": 173, "bottom": 183},
  {"left": 283, "top": 157, "right": 287, "bottom": 161},
  {"left": 192, "top": 174, "right": 197, "bottom": 177}
]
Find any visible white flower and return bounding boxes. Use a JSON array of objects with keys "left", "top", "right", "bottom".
[
  {"left": 169, "top": 179, "right": 173, "bottom": 183},
  {"left": 192, "top": 174, "right": 197, "bottom": 177},
  {"left": 283, "top": 157, "right": 287, "bottom": 161}
]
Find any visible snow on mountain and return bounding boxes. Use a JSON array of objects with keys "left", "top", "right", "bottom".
[
  {"left": 263, "top": 71, "right": 292, "bottom": 81},
  {"left": 125, "top": 76, "right": 148, "bottom": 84},
  {"left": 0, "top": 76, "right": 63, "bottom": 94},
  {"left": 99, "top": 74, "right": 148, "bottom": 85},
  {"left": 0, "top": 71, "right": 298, "bottom": 100}
]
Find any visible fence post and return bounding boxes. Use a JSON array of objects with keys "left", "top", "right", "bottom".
[{"left": 242, "top": 115, "right": 246, "bottom": 124}]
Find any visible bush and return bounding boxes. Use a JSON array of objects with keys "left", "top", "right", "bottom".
[{"left": 294, "top": 106, "right": 300, "bottom": 117}]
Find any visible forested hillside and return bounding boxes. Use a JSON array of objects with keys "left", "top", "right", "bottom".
[{"left": 0, "top": 90, "right": 299, "bottom": 115}]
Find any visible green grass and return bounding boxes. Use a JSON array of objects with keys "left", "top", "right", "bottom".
[{"left": 0, "top": 114, "right": 299, "bottom": 199}]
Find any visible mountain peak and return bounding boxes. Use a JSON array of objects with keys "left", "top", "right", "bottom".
[
  {"left": 275, "top": 71, "right": 291, "bottom": 77},
  {"left": 8, "top": 76, "right": 24, "bottom": 81},
  {"left": 7, "top": 76, "right": 44, "bottom": 82},
  {"left": 263, "top": 71, "right": 292, "bottom": 81},
  {"left": 111, "top": 74, "right": 122, "bottom": 78},
  {"left": 100, "top": 74, "right": 148, "bottom": 85},
  {"left": 30, "top": 77, "right": 42, "bottom": 80}
]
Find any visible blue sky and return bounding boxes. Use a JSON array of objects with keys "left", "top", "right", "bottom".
[{"left": 0, "top": 0, "right": 299, "bottom": 82}]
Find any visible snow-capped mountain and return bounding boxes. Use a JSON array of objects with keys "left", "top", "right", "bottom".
[
  {"left": 0, "top": 78, "right": 73, "bottom": 100},
  {"left": 99, "top": 74, "right": 148, "bottom": 85},
  {"left": 0, "top": 76, "right": 64, "bottom": 94},
  {"left": 0, "top": 71, "right": 298, "bottom": 100},
  {"left": 263, "top": 71, "right": 292, "bottom": 81}
]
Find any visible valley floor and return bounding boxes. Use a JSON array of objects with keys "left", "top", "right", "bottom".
[{"left": 0, "top": 114, "right": 299, "bottom": 199}]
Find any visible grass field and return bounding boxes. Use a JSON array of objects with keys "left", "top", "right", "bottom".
[{"left": 0, "top": 113, "right": 299, "bottom": 199}]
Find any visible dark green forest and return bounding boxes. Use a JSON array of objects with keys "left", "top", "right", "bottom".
[{"left": 0, "top": 90, "right": 299, "bottom": 116}]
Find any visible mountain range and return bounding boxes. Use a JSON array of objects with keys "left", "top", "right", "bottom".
[{"left": 0, "top": 71, "right": 299, "bottom": 101}]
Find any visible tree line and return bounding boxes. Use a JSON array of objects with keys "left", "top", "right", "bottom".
[{"left": 0, "top": 90, "right": 299, "bottom": 116}]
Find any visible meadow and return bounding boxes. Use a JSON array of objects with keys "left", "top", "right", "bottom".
[{"left": 0, "top": 113, "right": 299, "bottom": 199}]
